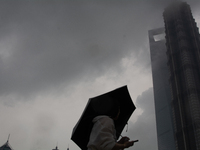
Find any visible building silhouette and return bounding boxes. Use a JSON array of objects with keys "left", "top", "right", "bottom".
[
  {"left": 52, "top": 145, "right": 69, "bottom": 150},
  {"left": 150, "top": 1, "right": 200, "bottom": 150},
  {"left": 149, "top": 28, "right": 176, "bottom": 150},
  {"left": 0, "top": 136, "right": 13, "bottom": 150},
  {"left": 164, "top": 2, "right": 200, "bottom": 150},
  {"left": 52, "top": 146, "right": 59, "bottom": 150}
]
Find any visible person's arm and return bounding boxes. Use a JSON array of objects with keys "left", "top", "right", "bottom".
[{"left": 111, "top": 141, "right": 134, "bottom": 150}]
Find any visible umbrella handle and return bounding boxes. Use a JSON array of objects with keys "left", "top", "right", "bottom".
[{"left": 126, "top": 123, "right": 128, "bottom": 132}]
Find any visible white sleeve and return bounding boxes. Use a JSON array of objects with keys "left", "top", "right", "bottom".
[{"left": 87, "top": 117, "right": 116, "bottom": 150}]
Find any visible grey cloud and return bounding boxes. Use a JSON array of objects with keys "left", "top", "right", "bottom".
[
  {"left": 0, "top": 0, "right": 199, "bottom": 102},
  {"left": 126, "top": 87, "right": 157, "bottom": 150}
]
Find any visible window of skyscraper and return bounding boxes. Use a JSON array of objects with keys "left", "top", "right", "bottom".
[{"left": 153, "top": 33, "right": 165, "bottom": 42}]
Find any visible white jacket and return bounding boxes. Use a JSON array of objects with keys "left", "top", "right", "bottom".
[{"left": 87, "top": 116, "right": 117, "bottom": 150}]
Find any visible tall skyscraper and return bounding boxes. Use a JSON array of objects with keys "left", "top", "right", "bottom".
[
  {"left": 163, "top": 2, "right": 200, "bottom": 150},
  {"left": 150, "top": 2, "right": 200, "bottom": 150},
  {"left": 149, "top": 28, "right": 176, "bottom": 150}
]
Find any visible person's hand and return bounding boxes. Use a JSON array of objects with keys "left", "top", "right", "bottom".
[
  {"left": 123, "top": 140, "right": 134, "bottom": 148},
  {"left": 112, "top": 138, "right": 136, "bottom": 150},
  {"left": 117, "top": 136, "right": 130, "bottom": 144}
]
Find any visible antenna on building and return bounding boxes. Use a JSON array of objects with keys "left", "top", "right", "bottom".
[{"left": 7, "top": 134, "right": 10, "bottom": 143}]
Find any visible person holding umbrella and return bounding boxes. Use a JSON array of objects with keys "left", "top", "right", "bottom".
[
  {"left": 71, "top": 86, "right": 138, "bottom": 150},
  {"left": 87, "top": 98, "right": 135, "bottom": 150}
]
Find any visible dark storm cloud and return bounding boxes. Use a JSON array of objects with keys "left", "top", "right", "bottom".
[{"left": 0, "top": 0, "right": 199, "bottom": 101}]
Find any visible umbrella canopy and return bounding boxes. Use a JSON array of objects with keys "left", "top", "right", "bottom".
[{"left": 71, "top": 85, "right": 136, "bottom": 150}]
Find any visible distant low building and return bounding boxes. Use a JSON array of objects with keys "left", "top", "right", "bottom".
[
  {"left": 52, "top": 146, "right": 59, "bottom": 150},
  {"left": 0, "top": 139, "right": 13, "bottom": 150}
]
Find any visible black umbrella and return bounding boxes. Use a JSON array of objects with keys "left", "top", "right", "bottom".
[{"left": 71, "top": 85, "right": 136, "bottom": 150}]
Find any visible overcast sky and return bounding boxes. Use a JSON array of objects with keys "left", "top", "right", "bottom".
[{"left": 0, "top": 1, "right": 199, "bottom": 150}]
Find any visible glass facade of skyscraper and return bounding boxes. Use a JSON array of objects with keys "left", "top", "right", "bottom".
[
  {"left": 164, "top": 2, "right": 200, "bottom": 150},
  {"left": 149, "top": 27, "right": 176, "bottom": 150}
]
